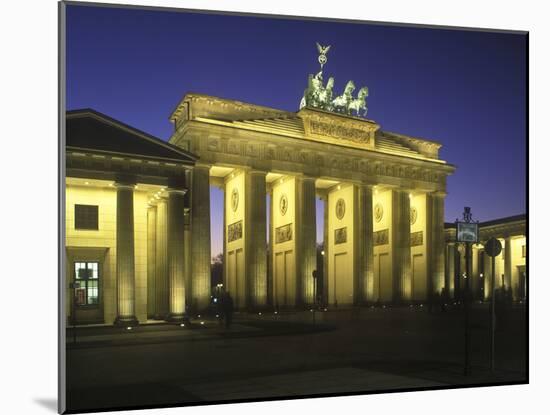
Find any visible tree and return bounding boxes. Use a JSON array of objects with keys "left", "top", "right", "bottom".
[{"left": 211, "top": 253, "right": 223, "bottom": 287}]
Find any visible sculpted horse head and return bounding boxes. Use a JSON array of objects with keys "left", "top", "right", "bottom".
[
  {"left": 343, "top": 80, "right": 356, "bottom": 96},
  {"left": 332, "top": 80, "right": 356, "bottom": 113},
  {"left": 348, "top": 86, "right": 369, "bottom": 116}
]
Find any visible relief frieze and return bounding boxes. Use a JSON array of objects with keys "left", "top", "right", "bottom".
[
  {"left": 335, "top": 227, "right": 347, "bottom": 245},
  {"left": 228, "top": 220, "right": 243, "bottom": 243},
  {"left": 373, "top": 229, "right": 389, "bottom": 246},
  {"left": 411, "top": 231, "right": 423, "bottom": 247},
  {"left": 310, "top": 120, "right": 371, "bottom": 144},
  {"left": 275, "top": 223, "right": 293, "bottom": 244}
]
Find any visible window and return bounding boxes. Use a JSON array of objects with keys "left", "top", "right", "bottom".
[
  {"left": 74, "top": 262, "right": 99, "bottom": 306},
  {"left": 522, "top": 245, "right": 526, "bottom": 258},
  {"left": 75, "top": 204, "right": 98, "bottom": 230}
]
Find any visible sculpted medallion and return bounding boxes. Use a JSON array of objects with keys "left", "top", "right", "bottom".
[
  {"left": 374, "top": 203, "right": 384, "bottom": 223},
  {"left": 231, "top": 188, "right": 239, "bottom": 212},
  {"left": 410, "top": 206, "right": 418, "bottom": 225},
  {"left": 335, "top": 198, "right": 346, "bottom": 220},
  {"left": 279, "top": 194, "right": 288, "bottom": 216}
]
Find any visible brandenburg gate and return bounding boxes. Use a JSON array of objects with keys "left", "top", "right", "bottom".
[
  {"left": 165, "top": 44, "right": 454, "bottom": 311},
  {"left": 168, "top": 94, "right": 454, "bottom": 311}
]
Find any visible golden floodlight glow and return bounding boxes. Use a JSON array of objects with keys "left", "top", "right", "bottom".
[
  {"left": 85, "top": 181, "right": 89, "bottom": 185},
  {"left": 337, "top": 185, "right": 341, "bottom": 190}
]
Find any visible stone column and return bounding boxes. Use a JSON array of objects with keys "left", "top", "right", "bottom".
[
  {"left": 167, "top": 189, "right": 187, "bottom": 322},
  {"left": 183, "top": 207, "right": 191, "bottom": 309},
  {"left": 322, "top": 194, "right": 329, "bottom": 305},
  {"left": 504, "top": 236, "right": 513, "bottom": 292},
  {"left": 267, "top": 188, "right": 274, "bottom": 306},
  {"left": 114, "top": 183, "right": 138, "bottom": 326},
  {"left": 296, "top": 176, "right": 317, "bottom": 306},
  {"left": 356, "top": 184, "right": 374, "bottom": 303},
  {"left": 446, "top": 243, "right": 455, "bottom": 299},
  {"left": 222, "top": 188, "right": 227, "bottom": 291},
  {"left": 146, "top": 205, "right": 157, "bottom": 319},
  {"left": 428, "top": 192, "right": 446, "bottom": 297},
  {"left": 190, "top": 165, "right": 211, "bottom": 311},
  {"left": 392, "top": 189, "right": 411, "bottom": 303},
  {"left": 154, "top": 196, "right": 168, "bottom": 319},
  {"left": 245, "top": 170, "right": 267, "bottom": 308}
]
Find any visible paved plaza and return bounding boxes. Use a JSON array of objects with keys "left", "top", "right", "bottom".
[{"left": 66, "top": 304, "right": 526, "bottom": 412}]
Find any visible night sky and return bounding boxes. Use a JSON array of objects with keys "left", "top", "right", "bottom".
[{"left": 66, "top": 4, "right": 527, "bottom": 256}]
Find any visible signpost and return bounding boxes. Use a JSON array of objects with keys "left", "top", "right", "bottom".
[
  {"left": 69, "top": 281, "right": 80, "bottom": 344},
  {"left": 484, "top": 237, "right": 502, "bottom": 371},
  {"left": 456, "top": 207, "right": 479, "bottom": 376}
]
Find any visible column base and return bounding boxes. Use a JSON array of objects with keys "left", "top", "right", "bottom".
[
  {"left": 153, "top": 313, "right": 168, "bottom": 321},
  {"left": 165, "top": 313, "right": 187, "bottom": 323},
  {"left": 165, "top": 313, "right": 188, "bottom": 323},
  {"left": 113, "top": 316, "right": 139, "bottom": 327}
]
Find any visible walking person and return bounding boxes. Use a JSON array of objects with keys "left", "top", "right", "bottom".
[{"left": 223, "top": 292, "right": 234, "bottom": 329}]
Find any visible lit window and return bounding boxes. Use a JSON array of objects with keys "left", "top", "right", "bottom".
[
  {"left": 74, "top": 261, "right": 100, "bottom": 306},
  {"left": 75, "top": 204, "right": 98, "bottom": 230}
]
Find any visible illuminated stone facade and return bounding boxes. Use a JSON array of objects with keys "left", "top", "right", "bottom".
[
  {"left": 169, "top": 93, "right": 455, "bottom": 309},
  {"left": 66, "top": 94, "right": 476, "bottom": 325},
  {"left": 65, "top": 110, "right": 195, "bottom": 325},
  {"left": 445, "top": 215, "right": 527, "bottom": 302}
]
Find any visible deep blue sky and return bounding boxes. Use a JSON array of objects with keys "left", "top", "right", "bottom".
[{"left": 66, "top": 4, "right": 526, "bottom": 255}]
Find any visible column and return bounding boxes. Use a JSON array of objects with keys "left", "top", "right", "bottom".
[
  {"left": 222, "top": 187, "right": 227, "bottom": 291},
  {"left": 154, "top": 196, "right": 168, "bottom": 319},
  {"left": 392, "top": 189, "right": 411, "bottom": 303},
  {"left": 322, "top": 194, "right": 329, "bottom": 305},
  {"left": 504, "top": 236, "right": 512, "bottom": 291},
  {"left": 183, "top": 206, "right": 191, "bottom": 309},
  {"left": 428, "top": 192, "right": 446, "bottom": 297},
  {"left": 146, "top": 205, "right": 157, "bottom": 319},
  {"left": 446, "top": 243, "right": 455, "bottom": 299},
  {"left": 356, "top": 184, "right": 374, "bottom": 303},
  {"left": 114, "top": 182, "right": 138, "bottom": 326},
  {"left": 190, "top": 165, "right": 211, "bottom": 311},
  {"left": 267, "top": 188, "right": 274, "bottom": 306},
  {"left": 167, "top": 188, "right": 187, "bottom": 321},
  {"left": 296, "top": 176, "right": 317, "bottom": 306},
  {"left": 245, "top": 170, "right": 267, "bottom": 308}
]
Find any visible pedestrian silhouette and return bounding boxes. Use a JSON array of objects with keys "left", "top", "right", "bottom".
[{"left": 222, "top": 292, "right": 234, "bottom": 329}]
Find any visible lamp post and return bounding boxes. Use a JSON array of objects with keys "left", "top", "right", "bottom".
[
  {"left": 484, "top": 237, "right": 502, "bottom": 372},
  {"left": 456, "top": 207, "right": 479, "bottom": 376}
]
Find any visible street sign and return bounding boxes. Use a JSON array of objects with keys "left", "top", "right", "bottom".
[
  {"left": 457, "top": 222, "right": 478, "bottom": 243},
  {"left": 485, "top": 237, "right": 502, "bottom": 257}
]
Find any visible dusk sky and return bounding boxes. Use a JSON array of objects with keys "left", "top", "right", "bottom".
[{"left": 66, "top": 4, "right": 527, "bottom": 256}]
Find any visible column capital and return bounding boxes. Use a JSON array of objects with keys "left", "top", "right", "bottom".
[
  {"left": 248, "top": 169, "right": 268, "bottom": 176},
  {"left": 431, "top": 190, "right": 447, "bottom": 198},
  {"left": 115, "top": 182, "right": 135, "bottom": 190},
  {"left": 194, "top": 163, "right": 212, "bottom": 170},
  {"left": 166, "top": 188, "right": 187, "bottom": 196}
]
